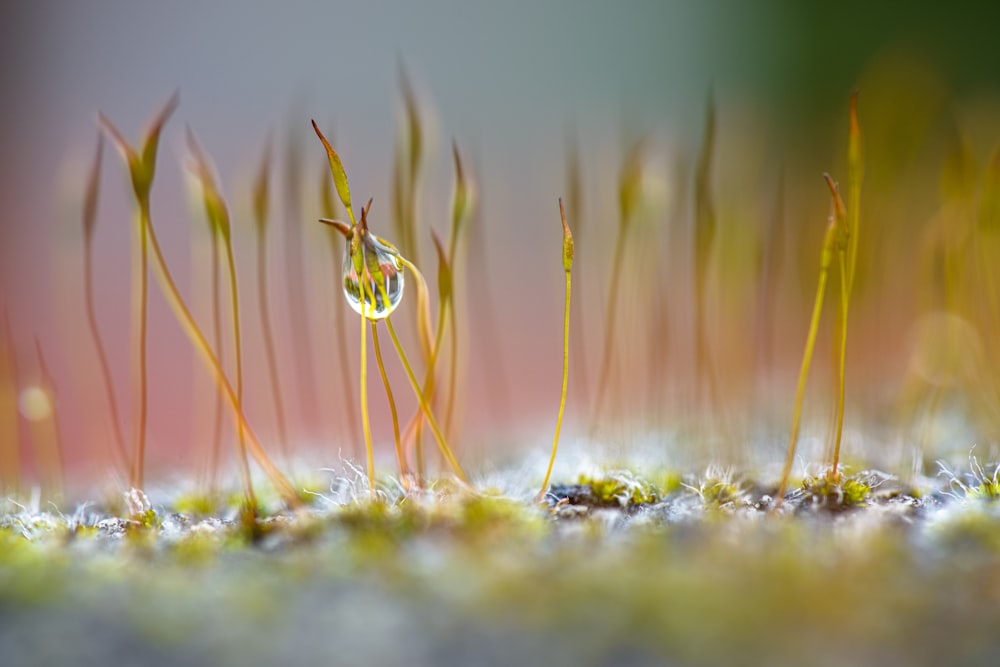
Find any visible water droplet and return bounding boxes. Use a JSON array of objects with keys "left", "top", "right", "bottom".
[{"left": 342, "top": 233, "right": 405, "bottom": 320}]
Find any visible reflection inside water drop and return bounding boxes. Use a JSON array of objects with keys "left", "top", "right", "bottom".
[{"left": 342, "top": 233, "right": 405, "bottom": 320}]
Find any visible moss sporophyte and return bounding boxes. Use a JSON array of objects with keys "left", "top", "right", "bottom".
[{"left": 312, "top": 120, "right": 467, "bottom": 496}]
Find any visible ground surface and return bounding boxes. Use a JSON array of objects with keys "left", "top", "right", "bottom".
[{"left": 2, "top": 463, "right": 1000, "bottom": 667}]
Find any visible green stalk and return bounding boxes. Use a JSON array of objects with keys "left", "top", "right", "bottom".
[
  {"left": 255, "top": 226, "right": 290, "bottom": 461},
  {"left": 371, "top": 322, "right": 406, "bottom": 481},
  {"left": 831, "top": 248, "right": 849, "bottom": 480},
  {"left": 148, "top": 219, "right": 298, "bottom": 504},
  {"left": 130, "top": 203, "right": 150, "bottom": 491},
  {"left": 222, "top": 236, "right": 256, "bottom": 511},
  {"left": 358, "top": 282, "right": 375, "bottom": 498},
  {"left": 101, "top": 99, "right": 299, "bottom": 507},
  {"left": 206, "top": 231, "right": 224, "bottom": 490},
  {"left": 538, "top": 199, "right": 573, "bottom": 501},
  {"left": 320, "top": 167, "right": 362, "bottom": 453},
  {"left": 385, "top": 314, "right": 467, "bottom": 484},
  {"left": 776, "top": 219, "right": 837, "bottom": 505},
  {"left": 80, "top": 133, "right": 129, "bottom": 476},
  {"left": 408, "top": 231, "right": 458, "bottom": 482},
  {"left": 253, "top": 143, "right": 291, "bottom": 464}
]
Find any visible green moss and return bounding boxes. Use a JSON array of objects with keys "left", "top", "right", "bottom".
[
  {"left": 172, "top": 493, "right": 220, "bottom": 517},
  {"left": 801, "top": 473, "right": 871, "bottom": 509},
  {"left": 685, "top": 470, "right": 746, "bottom": 507},
  {"left": 577, "top": 472, "right": 658, "bottom": 507}
]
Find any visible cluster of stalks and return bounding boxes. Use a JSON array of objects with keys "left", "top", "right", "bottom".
[
  {"left": 776, "top": 93, "right": 864, "bottom": 503},
  {"left": 12, "top": 71, "right": 1000, "bottom": 514}
]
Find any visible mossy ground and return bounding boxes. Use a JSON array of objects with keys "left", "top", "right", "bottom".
[{"left": 2, "top": 462, "right": 1000, "bottom": 667}]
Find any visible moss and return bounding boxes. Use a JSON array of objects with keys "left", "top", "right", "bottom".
[
  {"left": 575, "top": 472, "right": 659, "bottom": 507},
  {"left": 172, "top": 492, "right": 219, "bottom": 518},
  {"left": 684, "top": 469, "right": 747, "bottom": 508},
  {"left": 800, "top": 473, "right": 871, "bottom": 510}
]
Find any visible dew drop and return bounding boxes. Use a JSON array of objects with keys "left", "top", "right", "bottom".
[{"left": 342, "top": 233, "right": 405, "bottom": 320}]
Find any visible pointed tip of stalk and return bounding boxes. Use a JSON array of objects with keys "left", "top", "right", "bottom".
[
  {"left": 360, "top": 197, "right": 374, "bottom": 231},
  {"left": 398, "top": 64, "right": 423, "bottom": 172},
  {"left": 823, "top": 173, "right": 847, "bottom": 225},
  {"left": 451, "top": 140, "right": 469, "bottom": 228},
  {"left": 99, "top": 91, "right": 179, "bottom": 201},
  {"left": 82, "top": 131, "right": 104, "bottom": 239},
  {"left": 431, "top": 229, "right": 453, "bottom": 303},
  {"left": 185, "top": 127, "right": 231, "bottom": 241},
  {"left": 97, "top": 112, "right": 136, "bottom": 165},
  {"left": 318, "top": 218, "right": 352, "bottom": 239},
  {"left": 252, "top": 133, "right": 273, "bottom": 232},
  {"left": 139, "top": 90, "right": 180, "bottom": 177},
  {"left": 559, "top": 198, "right": 574, "bottom": 273},
  {"left": 312, "top": 118, "right": 355, "bottom": 226}
]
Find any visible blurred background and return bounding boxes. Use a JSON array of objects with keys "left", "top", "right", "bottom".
[{"left": 3, "top": 0, "right": 1000, "bottom": 493}]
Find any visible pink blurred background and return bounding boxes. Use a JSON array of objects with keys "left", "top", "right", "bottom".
[{"left": 3, "top": 1, "right": 1000, "bottom": 490}]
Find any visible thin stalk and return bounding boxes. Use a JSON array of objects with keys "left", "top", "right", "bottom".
[
  {"left": 0, "top": 312, "right": 19, "bottom": 496},
  {"left": 333, "top": 284, "right": 361, "bottom": 451},
  {"left": 590, "top": 222, "right": 627, "bottom": 431},
  {"left": 358, "top": 285, "right": 376, "bottom": 498},
  {"left": 80, "top": 133, "right": 128, "bottom": 475},
  {"left": 776, "top": 220, "right": 837, "bottom": 506},
  {"left": 443, "top": 145, "right": 467, "bottom": 441},
  {"left": 538, "top": 198, "right": 573, "bottom": 501},
  {"left": 385, "top": 315, "right": 468, "bottom": 484},
  {"left": 321, "top": 172, "right": 362, "bottom": 453},
  {"left": 371, "top": 322, "right": 406, "bottom": 480},
  {"left": 831, "top": 248, "right": 849, "bottom": 480},
  {"left": 206, "top": 232, "right": 225, "bottom": 490},
  {"left": 256, "top": 227, "right": 290, "bottom": 461},
  {"left": 566, "top": 139, "right": 589, "bottom": 402},
  {"left": 31, "top": 338, "right": 64, "bottom": 503},
  {"left": 282, "top": 127, "right": 320, "bottom": 435},
  {"left": 444, "top": 297, "right": 459, "bottom": 440},
  {"left": 411, "top": 287, "right": 448, "bottom": 483},
  {"left": 130, "top": 204, "right": 150, "bottom": 491},
  {"left": 143, "top": 211, "right": 300, "bottom": 506},
  {"left": 83, "top": 231, "right": 129, "bottom": 475},
  {"left": 223, "top": 237, "right": 256, "bottom": 511},
  {"left": 824, "top": 173, "right": 851, "bottom": 481}
]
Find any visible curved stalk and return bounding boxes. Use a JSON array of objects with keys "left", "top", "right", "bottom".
[
  {"left": 143, "top": 212, "right": 300, "bottom": 507},
  {"left": 256, "top": 228, "right": 290, "bottom": 462},
  {"left": 776, "top": 221, "right": 837, "bottom": 506},
  {"left": 385, "top": 316, "right": 468, "bottom": 484},
  {"left": 590, "top": 222, "right": 627, "bottom": 432},
  {"left": 371, "top": 322, "right": 406, "bottom": 481},
  {"left": 223, "top": 237, "right": 256, "bottom": 511},
  {"left": 83, "top": 232, "right": 129, "bottom": 475},
  {"left": 206, "top": 233, "right": 224, "bottom": 490}
]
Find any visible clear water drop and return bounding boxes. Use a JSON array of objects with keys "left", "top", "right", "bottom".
[{"left": 342, "top": 233, "right": 405, "bottom": 320}]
